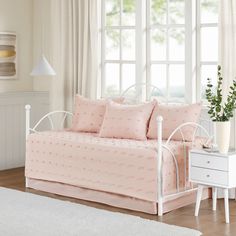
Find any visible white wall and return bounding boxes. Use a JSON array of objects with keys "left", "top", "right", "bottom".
[
  {"left": 0, "top": 0, "right": 33, "bottom": 93},
  {"left": 0, "top": 91, "right": 49, "bottom": 170},
  {"left": 0, "top": 0, "right": 51, "bottom": 92},
  {"left": 0, "top": 1, "right": 51, "bottom": 170}
]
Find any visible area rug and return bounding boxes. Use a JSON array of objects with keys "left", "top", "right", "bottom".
[{"left": 0, "top": 187, "right": 201, "bottom": 236}]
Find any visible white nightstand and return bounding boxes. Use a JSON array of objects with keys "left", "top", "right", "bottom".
[{"left": 189, "top": 149, "right": 236, "bottom": 223}]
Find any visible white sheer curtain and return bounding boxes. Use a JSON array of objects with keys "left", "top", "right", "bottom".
[
  {"left": 50, "top": 0, "right": 98, "bottom": 111},
  {"left": 218, "top": 0, "right": 236, "bottom": 198},
  {"left": 218, "top": 0, "right": 236, "bottom": 96}
]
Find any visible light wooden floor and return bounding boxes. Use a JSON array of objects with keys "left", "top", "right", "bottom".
[{"left": 1, "top": 168, "right": 236, "bottom": 236}]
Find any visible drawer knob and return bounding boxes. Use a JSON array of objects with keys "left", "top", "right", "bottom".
[
  {"left": 207, "top": 161, "right": 210, "bottom": 164},
  {"left": 206, "top": 174, "right": 210, "bottom": 178}
]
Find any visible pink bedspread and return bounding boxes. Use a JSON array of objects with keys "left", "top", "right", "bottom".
[{"left": 25, "top": 131, "right": 202, "bottom": 202}]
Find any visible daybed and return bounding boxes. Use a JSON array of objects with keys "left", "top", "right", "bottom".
[{"left": 24, "top": 85, "right": 212, "bottom": 215}]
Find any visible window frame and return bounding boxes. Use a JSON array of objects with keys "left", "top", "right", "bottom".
[
  {"left": 100, "top": 0, "right": 219, "bottom": 102},
  {"left": 101, "top": 0, "right": 137, "bottom": 97},
  {"left": 196, "top": 0, "right": 218, "bottom": 101},
  {"left": 146, "top": 0, "right": 187, "bottom": 103}
]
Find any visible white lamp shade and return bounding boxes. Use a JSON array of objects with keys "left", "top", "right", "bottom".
[{"left": 30, "top": 54, "right": 56, "bottom": 76}]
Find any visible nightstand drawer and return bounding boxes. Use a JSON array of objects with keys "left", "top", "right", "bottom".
[
  {"left": 190, "top": 167, "right": 228, "bottom": 186},
  {"left": 191, "top": 153, "right": 228, "bottom": 171}
]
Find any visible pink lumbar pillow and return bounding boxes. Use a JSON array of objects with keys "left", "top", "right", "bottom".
[
  {"left": 71, "top": 95, "right": 124, "bottom": 133},
  {"left": 147, "top": 102, "right": 202, "bottom": 141},
  {"left": 99, "top": 100, "right": 156, "bottom": 140}
]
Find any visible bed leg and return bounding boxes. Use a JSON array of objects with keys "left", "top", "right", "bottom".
[
  {"left": 25, "top": 104, "right": 31, "bottom": 139},
  {"left": 25, "top": 177, "right": 29, "bottom": 188},
  {"left": 158, "top": 200, "right": 163, "bottom": 216},
  {"left": 157, "top": 116, "right": 163, "bottom": 216},
  {"left": 25, "top": 105, "right": 31, "bottom": 189}
]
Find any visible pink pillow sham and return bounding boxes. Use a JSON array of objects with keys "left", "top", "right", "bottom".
[
  {"left": 99, "top": 101, "right": 156, "bottom": 140},
  {"left": 147, "top": 102, "right": 202, "bottom": 141},
  {"left": 71, "top": 95, "right": 124, "bottom": 133}
]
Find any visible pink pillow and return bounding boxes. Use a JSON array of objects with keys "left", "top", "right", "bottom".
[
  {"left": 71, "top": 95, "right": 124, "bottom": 133},
  {"left": 99, "top": 101, "right": 156, "bottom": 140},
  {"left": 147, "top": 103, "right": 202, "bottom": 141}
]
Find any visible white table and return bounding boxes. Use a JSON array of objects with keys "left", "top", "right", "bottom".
[{"left": 189, "top": 149, "right": 236, "bottom": 223}]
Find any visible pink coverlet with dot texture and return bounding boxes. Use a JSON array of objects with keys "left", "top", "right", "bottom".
[{"left": 25, "top": 131, "right": 199, "bottom": 202}]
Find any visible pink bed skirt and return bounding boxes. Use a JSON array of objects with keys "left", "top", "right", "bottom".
[{"left": 27, "top": 178, "right": 210, "bottom": 214}]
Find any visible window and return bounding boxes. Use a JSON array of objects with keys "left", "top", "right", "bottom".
[
  {"left": 147, "top": 0, "right": 185, "bottom": 102},
  {"left": 101, "top": 0, "right": 136, "bottom": 97},
  {"left": 197, "top": 0, "right": 219, "bottom": 99},
  {"left": 100, "top": 0, "right": 219, "bottom": 102}
]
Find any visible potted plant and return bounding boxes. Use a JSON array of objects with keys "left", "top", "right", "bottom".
[{"left": 206, "top": 65, "right": 236, "bottom": 154}]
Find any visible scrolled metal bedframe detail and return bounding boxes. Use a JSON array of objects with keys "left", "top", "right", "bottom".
[
  {"left": 156, "top": 117, "right": 213, "bottom": 215},
  {"left": 25, "top": 105, "right": 73, "bottom": 137},
  {"left": 121, "top": 83, "right": 214, "bottom": 216},
  {"left": 121, "top": 83, "right": 164, "bottom": 104},
  {"left": 25, "top": 83, "right": 214, "bottom": 216}
]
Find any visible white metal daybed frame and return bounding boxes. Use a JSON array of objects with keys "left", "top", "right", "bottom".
[{"left": 25, "top": 83, "right": 213, "bottom": 216}]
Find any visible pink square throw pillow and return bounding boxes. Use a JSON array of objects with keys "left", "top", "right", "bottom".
[
  {"left": 71, "top": 95, "right": 124, "bottom": 133},
  {"left": 147, "top": 103, "right": 202, "bottom": 141},
  {"left": 99, "top": 101, "right": 156, "bottom": 140}
]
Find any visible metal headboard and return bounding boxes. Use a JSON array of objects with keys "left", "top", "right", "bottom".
[
  {"left": 121, "top": 83, "right": 164, "bottom": 104},
  {"left": 121, "top": 83, "right": 214, "bottom": 138}
]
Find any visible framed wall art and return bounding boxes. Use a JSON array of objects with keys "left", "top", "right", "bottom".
[{"left": 0, "top": 32, "right": 17, "bottom": 79}]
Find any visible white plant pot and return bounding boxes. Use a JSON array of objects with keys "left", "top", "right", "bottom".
[{"left": 215, "top": 121, "right": 231, "bottom": 154}]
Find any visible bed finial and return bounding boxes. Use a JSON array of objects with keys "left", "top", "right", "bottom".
[{"left": 25, "top": 105, "right": 31, "bottom": 139}]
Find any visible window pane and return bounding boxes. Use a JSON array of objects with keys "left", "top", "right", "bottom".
[
  {"left": 151, "top": 28, "right": 166, "bottom": 61},
  {"left": 122, "top": 64, "right": 135, "bottom": 91},
  {"left": 105, "top": 63, "right": 120, "bottom": 96},
  {"left": 122, "top": 30, "right": 135, "bottom": 60},
  {"left": 201, "top": 0, "right": 219, "bottom": 24},
  {"left": 201, "top": 65, "right": 217, "bottom": 98},
  {"left": 201, "top": 27, "right": 218, "bottom": 61},
  {"left": 122, "top": 0, "right": 135, "bottom": 26},
  {"left": 150, "top": 0, "right": 167, "bottom": 25},
  {"left": 169, "top": 28, "right": 185, "bottom": 61},
  {"left": 151, "top": 64, "right": 167, "bottom": 98},
  {"left": 105, "top": 30, "right": 120, "bottom": 60},
  {"left": 169, "top": 0, "right": 185, "bottom": 24},
  {"left": 169, "top": 65, "right": 185, "bottom": 101},
  {"left": 106, "top": 0, "right": 120, "bottom": 26}
]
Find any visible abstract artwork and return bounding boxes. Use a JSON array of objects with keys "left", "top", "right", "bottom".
[{"left": 0, "top": 32, "right": 17, "bottom": 79}]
